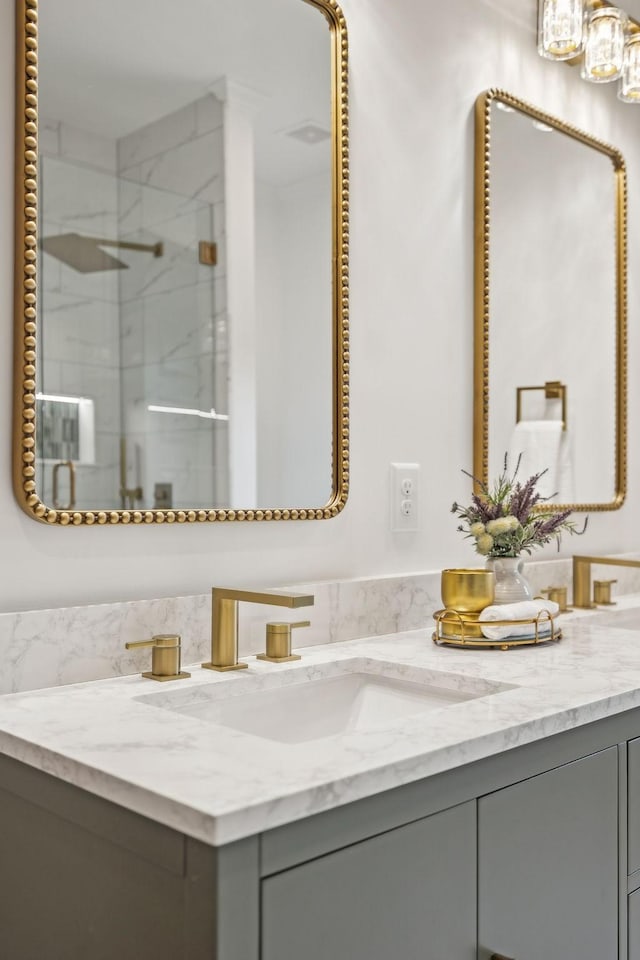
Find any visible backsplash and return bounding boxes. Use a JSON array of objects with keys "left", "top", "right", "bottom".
[
  {"left": 3, "top": 555, "right": 640, "bottom": 695},
  {"left": 0, "top": 573, "right": 442, "bottom": 696}
]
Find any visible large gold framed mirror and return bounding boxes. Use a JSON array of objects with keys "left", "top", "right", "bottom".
[
  {"left": 14, "top": 0, "right": 348, "bottom": 526},
  {"left": 474, "top": 89, "right": 627, "bottom": 512}
]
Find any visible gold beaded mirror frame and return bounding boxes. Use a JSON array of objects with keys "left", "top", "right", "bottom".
[
  {"left": 13, "top": 0, "right": 349, "bottom": 527},
  {"left": 473, "top": 88, "right": 627, "bottom": 513}
]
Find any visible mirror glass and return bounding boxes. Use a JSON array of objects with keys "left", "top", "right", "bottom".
[
  {"left": 16, "top": 0, "right": 348, "bottom": 523},
  {"left": 474, "top": 90, "right": 626, "bottom": 511}
]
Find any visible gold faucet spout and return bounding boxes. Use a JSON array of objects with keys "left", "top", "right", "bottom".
[
  {"left": 203, "top": 587, "right": 315, "bottom": 672},
  {"left": 211, "top": 587, "right": 315, "bottom": 608},
  {"left": 573, "top": 555, "right": 640, "bottom": 608}
]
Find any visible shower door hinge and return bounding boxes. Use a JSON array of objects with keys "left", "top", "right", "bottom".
[{"left": 199, "top": 241, "right": 218, "bottom": 266}]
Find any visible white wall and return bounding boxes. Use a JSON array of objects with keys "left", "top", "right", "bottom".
[
  {"left": 1, "top": 0, "right": 639, "bottom": 613},
  {"left": 256, "top": 172, "right": 332, "bottom": 507}
]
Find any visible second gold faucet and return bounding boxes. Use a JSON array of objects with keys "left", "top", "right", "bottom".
[
  {"left": 202, "top": 587, "right": 314, "bottom": 672},
  {"left": 573, "top": 555, "right": 640, "bottom": 608}
]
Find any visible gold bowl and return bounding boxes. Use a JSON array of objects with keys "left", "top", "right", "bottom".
[{"left": 441, "top": 568, "right": 495, "bottom": 613}]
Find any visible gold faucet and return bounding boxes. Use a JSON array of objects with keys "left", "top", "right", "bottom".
[
  {"left": 573, "top": 555, "right": 640, "bottom": 608},
  {"left": 202, "top": 587, "right": 315, "bottom": 672}
]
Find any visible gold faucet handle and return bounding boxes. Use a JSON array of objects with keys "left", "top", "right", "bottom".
[
  {"left": 539, "top": 585, "right": 571, "bottom": 612},
  {"left": 125, "top": 634, "right": 191, "bottom": 682},
  {"left": 257, "top": 620, "right": 311, "bottom": 664},
  {"left": 593, "top": 579, "right": 617, "bottom": 606}
]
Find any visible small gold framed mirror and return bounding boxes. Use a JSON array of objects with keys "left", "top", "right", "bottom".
[
  {"left": 14, "top": 0, "right": 349, "bottom": 526},
  {"left": 474, "top": 89, "right": 627, "bottom": 512}
]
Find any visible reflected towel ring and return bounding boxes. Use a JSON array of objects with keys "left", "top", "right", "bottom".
[{"left": 516, "top": 380, "right": 567, "bottom": 431}]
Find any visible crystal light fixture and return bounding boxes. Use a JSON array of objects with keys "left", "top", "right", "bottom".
[
  {"left": 619, "top": 31, "right": 640, "bottom": 100},
  {"left": 538, "top": 0, "right": 586, "bottom": 60},
  {"left": 537, "top": 0, "right": 640, "bottom": 102},
  {"left": 583, "top": 6, "right": 626, "bottom": 81}
]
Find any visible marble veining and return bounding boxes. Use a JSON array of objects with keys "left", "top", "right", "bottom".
[
  {"left": 3, "top": 559, "right": 639, "bottom": 698},
  {"left": 0, "top": 571, "right": 445, "bottom": 695},
  {"left": 2, "top": 611, "right": 640, "bottom": 846}
]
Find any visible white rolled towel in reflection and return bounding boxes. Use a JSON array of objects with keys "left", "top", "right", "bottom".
[
  {"left": 508, "top": 420, "right": 574, "bottom": 502},
  {"left": 479, "top": 598, "right": 560, "bottom": 640}
]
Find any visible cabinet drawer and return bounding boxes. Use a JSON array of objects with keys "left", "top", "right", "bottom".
[
  {"left": 261, "top": 801, "right": 476, "bottom": 960},
  {"left": 479, "top": 747, "right": 618, "bottom": 960},
  {"left": 629, "top": 738, "right": 640, "bottom": 875}
]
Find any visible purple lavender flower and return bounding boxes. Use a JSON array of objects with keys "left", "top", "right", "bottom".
[{"left": 452, "top": 457, "right": 586, "bottom": 558}]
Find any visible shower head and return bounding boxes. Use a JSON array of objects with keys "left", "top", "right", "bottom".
[{"left": 40, "top": 233, "right": 163, "bottom": 274}]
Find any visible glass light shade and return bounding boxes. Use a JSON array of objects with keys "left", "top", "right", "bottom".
[
  {"left": 583, "top": 7, "right": 626, "bottom": 82},
  {"left": 619, "top": 33, "right": 640, "bottom": 101},
  {"left": 538, "top": 0, "right": 585, "bottom": 60}
]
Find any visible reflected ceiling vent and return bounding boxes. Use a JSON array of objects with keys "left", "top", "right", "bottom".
[{"left": 284, "top": 121, "right": 331, "bottom": 145}]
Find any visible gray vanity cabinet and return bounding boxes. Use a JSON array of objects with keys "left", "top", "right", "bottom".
[
  {"left": 628, "top": 737, "right": 640, "bottom": 875},
  {"left": 630, "top": 890, "right": 640, "bottom": 960},
  {"left": 261, "top": 747, "right": 619, "bottom": 960},
  {"left": 0, "top": 718, "right": 632, "bottom": 960},
  {"left": 628, "top": 738, "right": 640, "bottom": 958},
  {"left": 261, "top": 800, "right": 476, "bottom": 960},
  {"left": 478, "top": 747, "right": 619, "bottom": 960}
]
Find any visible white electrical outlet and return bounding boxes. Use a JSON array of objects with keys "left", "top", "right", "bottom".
[{"left": 390, "top": 463, "right": 420, "bottom": 531}]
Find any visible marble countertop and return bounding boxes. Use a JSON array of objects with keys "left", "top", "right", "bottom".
[{"left": 1, "top": 606, "right": 640, "bottom": 846}]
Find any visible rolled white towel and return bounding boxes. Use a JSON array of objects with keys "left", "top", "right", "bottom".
[
  {"left": 479, "top": 598, "right": 560, "bottom": 641},
  {"left": 508, "top": 421, "right": 563, "bottom": 500}
]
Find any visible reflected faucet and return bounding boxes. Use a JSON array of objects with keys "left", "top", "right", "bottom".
[
  {"left": 202, "top": 587, "right": 315, "bottom": 672},
  {"left": 573, "top": 555, "right": 640, "bottom": 608}
]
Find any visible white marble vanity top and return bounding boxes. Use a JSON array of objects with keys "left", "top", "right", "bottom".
[{"left": 1, "top": 608, "right": 640, "bottom": 846}]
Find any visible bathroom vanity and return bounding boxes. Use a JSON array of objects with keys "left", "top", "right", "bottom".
[{"left": 1, "top": 613, "right": 640, "bottom": 959}]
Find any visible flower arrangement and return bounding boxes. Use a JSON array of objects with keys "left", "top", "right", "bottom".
[{"left": 451, "top": 456, "right": 586, "bottom": 558}]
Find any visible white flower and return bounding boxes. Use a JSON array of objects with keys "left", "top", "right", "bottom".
[
  {"left": 469, "top": 522, "right": 485, "bottom": 537},
  {"left": 476, "top": 533, "right": 494, "bottom": 555},
  {"left": 486, "top": 517, "right": 511, "bottom": 535}
]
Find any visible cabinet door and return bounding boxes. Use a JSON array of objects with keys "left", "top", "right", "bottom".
[
  {"left": 629, "top": 889, "right": 640, "bottom": 960},
  {"left": 628, "top": 737, "right": 640, "bottom": 875},
  {"left": 478, "top": 746, "right": 618, "bottom": 960},
  {"left": 261, "top": 800, "right": 475, "bottom": 960}
]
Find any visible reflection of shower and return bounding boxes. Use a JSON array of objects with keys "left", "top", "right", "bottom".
[
  {"left": 38, "top": 151, "right": 225, "bottom": 510},
  {"left": 40, "top": 232, "right": 164, "bottom": 273}
]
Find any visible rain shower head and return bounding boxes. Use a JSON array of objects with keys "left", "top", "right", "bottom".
[{"left": 40, "top": 233, "right": 164, "bottom": 274}]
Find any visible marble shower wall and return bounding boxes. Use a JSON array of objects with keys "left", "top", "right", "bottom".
[
  {"left": 38, "top": 123, "right": 121, "bottom": 508},
  {"left": 117, "top": 95, "right": 228, "bottom": 508}
]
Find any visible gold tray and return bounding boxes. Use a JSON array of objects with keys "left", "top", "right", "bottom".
[
  {"left": 433, "top": 610, "right": 485, "bottom": 639},
  {"left": 432, "top": 608, "right": 562, "bottom": 651}
]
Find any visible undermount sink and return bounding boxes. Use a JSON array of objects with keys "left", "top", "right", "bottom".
[{"left": 136, "top": 658, "right": 514, "bottom": 744}]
